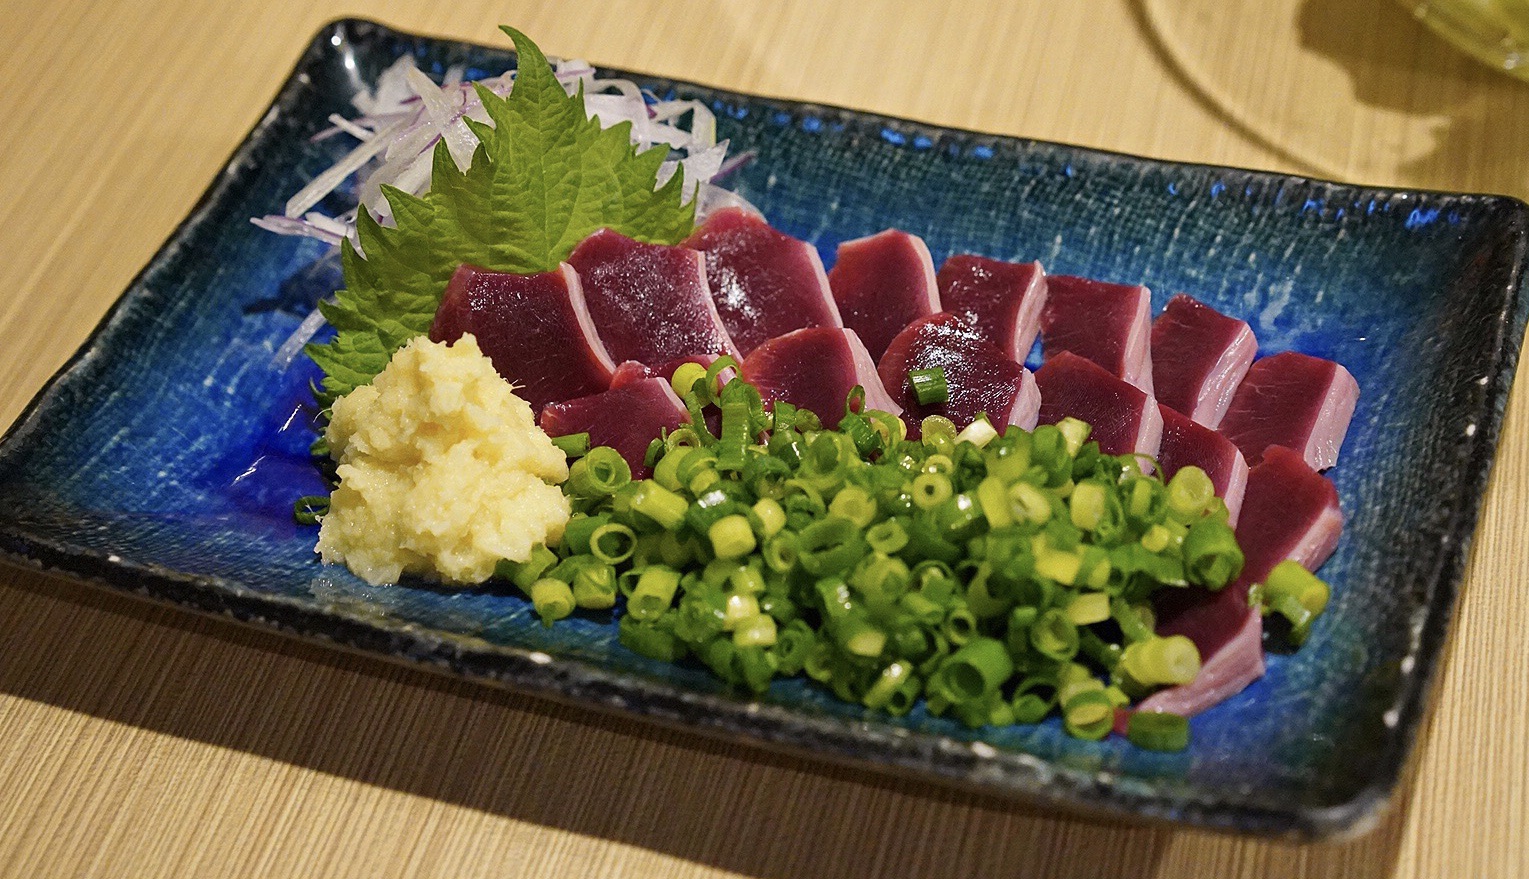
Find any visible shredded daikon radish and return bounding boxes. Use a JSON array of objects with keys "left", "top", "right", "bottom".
[
  {"left": 257, "top": 53, "right": 755, "bottom": 372},
  {"left": 256, "top": 54, "right": 749, "bottom": 245},
  {"left": 270, "top": 304, "right": 332, "bottom": 369}
]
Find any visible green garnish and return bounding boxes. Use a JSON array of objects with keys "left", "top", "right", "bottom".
[
  {"left": 1251, "top": 559, "right": 1332, "bottom": 645},
  {"left": 550, "top": 432, "right": 592, "bottom": 458},
  {"left": 519, "top": 371, "right": 1248, "bottom": 748},
  {"left": 1125, "top": 710, "right": 1191, "bottom": 751},
  {"left": 568, "top": 446, "right": 632, "bottom": 498},
  {"left": 307, "top": 26, "right": 696, "bottom": 402},
  {"left": 530, "top": 578, "right": 576, "bottom": 625},
  {"left": 908, "top": 367, "right": 949, "bottom": 405},
  {"left": 292, "top": 495, "right": 331, "bottom": 525}
]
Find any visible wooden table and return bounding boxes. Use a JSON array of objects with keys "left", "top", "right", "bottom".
[{"left": 2, "top": 1, "right": 1525, "bottom": 876}]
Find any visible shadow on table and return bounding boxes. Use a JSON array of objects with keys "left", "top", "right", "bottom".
[
  {"left": 1297, "top": 0, "right": 1529, "bottom": 191},
  {"left": 1130, "top": 0, "right": 1529, "bottom": 196},
  {"left": 0, "top": 567, "right": 1424, "bottom": 879}
]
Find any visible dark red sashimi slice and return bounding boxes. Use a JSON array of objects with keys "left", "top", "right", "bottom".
[
  {"left": 827, "top": 229, "right": 939, "bottom": 361},
  {"left": 877, "top": 313, "right": 1038, "bottom": 432},
  {"left": 743, "top": 327, "right": 900, "bottom": 429},
  {"left": 609, "top": 360, "right": 657, "bottom": 389},
  {"left": 936, "top": 254, "right": 1048, "bottom": 363},
  {"left": 612, "top": 356, "right": 734, "bottom": 437},
  {"left": 1139, "top": 444, "right": 1343, "bottom": 716},
  {"left": 1040, "top": 275, "right": 1154, "bottom": 394},
  {"left": 568, "top": 228, "right": 743, "bottom": 369},
  {"left": 683, "top": 207, "right": 841, "bottom": 355},
  {"left": 539, "top": 377, "right": 689, "bottom": 479},
  {"left": 1230, "top": 444, "right": 1343, "bottom": 598},
  {"left": 428, "top": 263, "right": 615, "bottom": 413},
  {"left": 1219, "top": 351, "right": 1359, "bottom": 470},
  {"left": 1150, "top": 294, "right": 1257, "bottom": 428},
  {"left": 1033, "top": 351, "right": 1163, "bottom": 460},
  {"left": 1156, "top": 404, "right": 1249, "bottom": 526},
  {"left": 1138, "top": 589, "right": 1265, "bottom": 717}
]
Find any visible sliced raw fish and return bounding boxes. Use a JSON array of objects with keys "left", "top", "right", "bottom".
[
  {"left": 539, "top": 377, "right": 689, "bottom": 479},
  {"left": 613, "top": 355, "right": 733, "bottom": 437},
  {"left": 567, "top": 228, "right": 743, "bottom": 369},
  {"left": 1156, "top": 404, "right": 1249, "bottom": 526},
  {"left": 936, "top": 255, "right": 1048, "bottom": 362},
  {"left": 743, "top": 327, "right": 900, "bottom": 429},
  {"left": 610, "top": 354, "right": 736, "bottom": 388},
  {"left": 1231, "top": 444, "right": 1343, "bottom": 596},
  {"left": 1033, "top": 351, "right": 1163, "bottom": 460},
  {"left": 1135, "top": 445, "right": 1340, "bottom": 717},
  {"left": 609, "top": 360, "right": 658, "bottom": 389},
  {"left": 877, "top": 313, "right": 1039, "bottom": 432},
  {"left": 429, "top": 263, "right": 615, "bottom": 413},
  {"left": 1138, "top": 589, "right": 1264, "bottom": 717},
  {"left": 1219, "top": 351, "right": 1359, "bottom": 470},
  {"left": 682, "top": 207, "right": 841, "bottom": 355},
  {"left": 1150, "top": 294, "right": 1257, "bottom": 428},
  {"left": 1040, "top": 275, "right": 1154, "bottom": 393},
  {"left": 827, "top": 229, "right": 939, "bottom": 361}
]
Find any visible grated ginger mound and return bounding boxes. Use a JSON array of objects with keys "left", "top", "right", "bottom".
[{"left": 316, "top": 334, "right": 570, "bottom": 586}]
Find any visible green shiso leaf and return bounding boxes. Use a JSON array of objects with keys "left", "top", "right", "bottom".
[{"left": 306, "top": 25, "right": 696, "bottom": 402}]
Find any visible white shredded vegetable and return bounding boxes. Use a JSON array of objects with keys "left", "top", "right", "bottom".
[
  {"left": 256, "top": 54, "right": 752, "bottom": 244},
  {"left": 256, "top": 55, "right": 757, "bottom": 373},
  {"left": 270, "top": 305, "right": 332, "bottom": 370}
]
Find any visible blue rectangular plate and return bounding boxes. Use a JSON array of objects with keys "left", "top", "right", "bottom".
[{"left": 1, "top": 19, "right": 1525, "bottom": 839}]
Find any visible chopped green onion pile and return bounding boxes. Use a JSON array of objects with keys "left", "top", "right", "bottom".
[{"left": 498, "top": 370, "right": 1251, "bottom": 748}]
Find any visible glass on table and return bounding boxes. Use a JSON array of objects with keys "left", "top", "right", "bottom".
[
  {"left": 1136, "top": 0, "right": 1529, "bottom": 199},
  {"left": 1401, "top": 0, "right": 1529, "bottom": 78}
]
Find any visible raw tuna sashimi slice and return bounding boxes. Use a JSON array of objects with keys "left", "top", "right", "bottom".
[
  {"left": 1033, "top": 351, "right": 1163, "bottom": 460},
  {"left": 1219, "top": 351, "right": 1359, "bottom": 470},
  {"left": 1150, "top": 294, "right": 1257, "bottom": 428},
  {"left": 609, "top": 360, "right": 659, "bottom": 389},
  {"left": 612, "top": 356, "right": 735, "bottom": 438},
  {"left": 539, "top": 377, "right": 689, "bottom": 479},
  {"left": 1137, "top": 589, "right": 1265, "bottom": 717},
  {"left": 1156, "top": 404, "right": 1249, "bottom": 526},
  {"left": 877, "top": 313, "right": 1039, "bottom": 432},
  {"left": 1230, "top": 445, "right": 1344, "bottom": 598},
  {"left": 1134, "top": 445, "right": 1342, "bottom": 717},
  {"left": 429, "top": 263, "right": 615, "bottom": 413},
  {"left": 610, "top": 355, "right": 736, "bottom": 390},
  {"left": 827, "top": 229, "right": 939, "bottom": 361},
  {"left": 1040, "top": 275, "right": 1154, "bottom": 394},
  {"left": 567, "top": 228, "right": 743, "bottom": 369},
  {"left": 682, "top": 207, "right": 842, "bottom": 355},
  {"left": 936, "top": 255, "right": 1048, "bottom": 363},
  {"left": 743, "top": 327, "right": 900, "bottom": 429}
]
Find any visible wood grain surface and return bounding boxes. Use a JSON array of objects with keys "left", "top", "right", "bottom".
[{"left": 1, "top": 1, "right": 1525, "bottom": 876}]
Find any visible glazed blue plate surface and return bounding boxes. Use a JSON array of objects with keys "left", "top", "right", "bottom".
[{"left": 1, "top": 19, "right": 1525, "bottom": 839}]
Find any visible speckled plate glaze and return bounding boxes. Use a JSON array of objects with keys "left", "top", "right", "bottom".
[{"left": 1, "top": 19, "right": 1525, "bottom": 840}]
